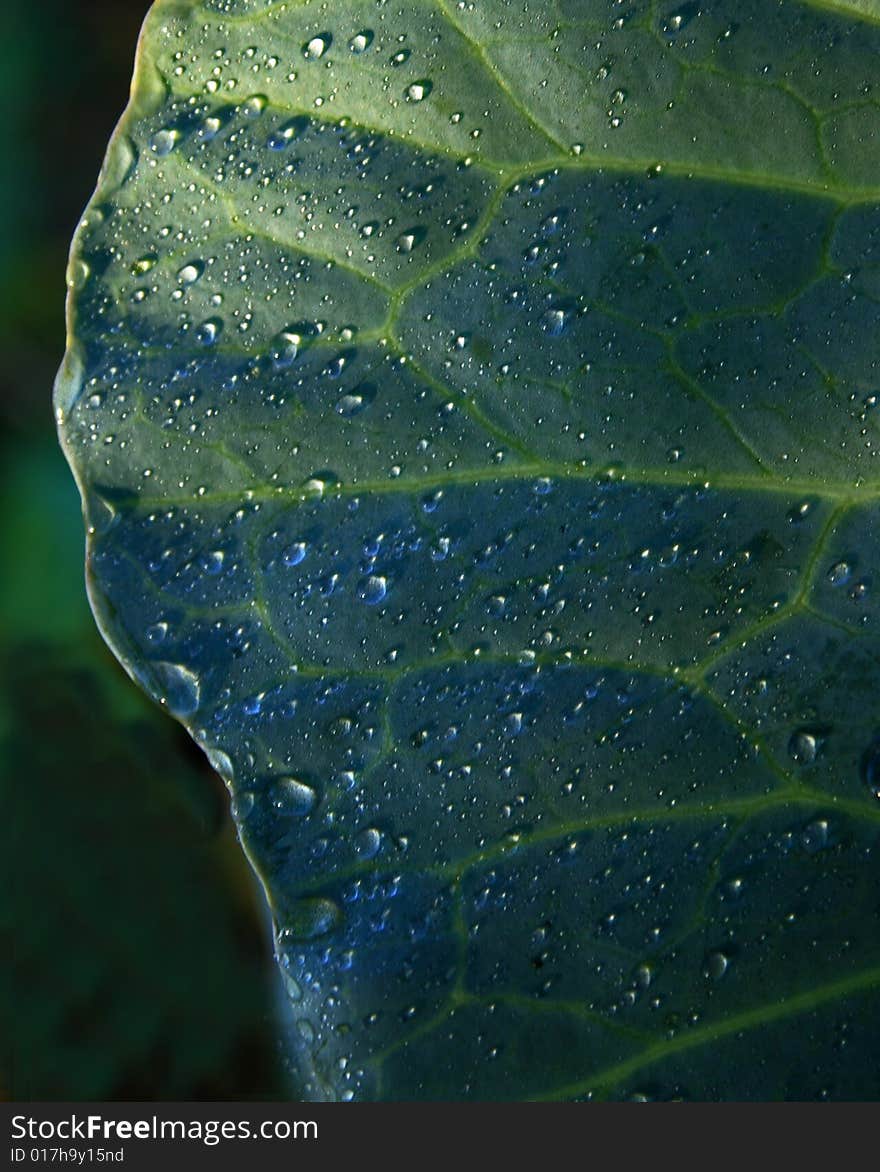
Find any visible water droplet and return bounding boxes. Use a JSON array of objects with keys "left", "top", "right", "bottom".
[
  {"left": 788, "top": 726, "right": 827, "bottom": 766},
  {"left": 206, "top": 746, "right": 234, "bottom": 782},
  {"left": 355, "top": 827, "right": 382, "bottom": 858},
  {"left": 349, "top": 30, "right": 373, "bottom": 53},
  {"left": 282, "top": 541, "right": 308, "bottom": 566},
  {"left": 541, "top": 302, "right": 573, "bottom": 337},
  {"left": 303, "top": 34, "right": 331, "bottom": 59},
  {"left": 267, "top": 115, "right": 308, "bottom": 150},
  {"left": 153, "top": 661, "right": 201, "bottom": 717},
  {"left": 243, "top": 93, "right": 267, "bottom": 116},
  {"left": 202, "top": 549, "right": 225, "bottom": 575},
  {"left": 146, "top": 620, "right": 169, "bottom": 644},
  {"left": 357, "top": 575, "right": 388, "bottom": 605},
  {"left": 396, "top": 227, "right": 426, "bottom": 253},
  {"left": 232, "top": 790, "right": 255, "bottom": 820},
  {"left": 177, "top": 261, "right": 204, "bottom": 285},
  {"left": 131, "top": 255, "right": 157, "bottom": 276},
  {"left": 149, "top": 128, "right": 179, "bottom": 156},
  {"left": 198, "top": 115, "right": 222, "bottom": 141},
  {"left": 336, "top": 381, "right": 376, "bottom": 416},
  {"left": 827, "top": 560, "right": 852, "bottom": 587},
  {"left": 801, "top": 818, "right": 830, "bottom": 854},
  {"left": 196, "top": 317, "right": 223, "bottom": 345},
  {"left": 787, "top": 499, "right": 815, "bottom": 524},
  {"left": 405, "top": 79, "right": 432, "bottom": 102},
  {"left": 704, "top": 951, "right": 729, "bottom": 980},
  {"left": 272, "top": 776, "right": 318, "bottom": 815},
  {"left": 280, "top": 897, "right": 342, "bottom": 941}
]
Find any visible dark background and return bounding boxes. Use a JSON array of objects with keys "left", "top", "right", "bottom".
[{"left": 2, "top": 1, "right": 288, "bottom": 1099}]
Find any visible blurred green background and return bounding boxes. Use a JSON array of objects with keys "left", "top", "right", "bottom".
[{"left": 1, "top": 1, "right": 288, "bottom": 1099}]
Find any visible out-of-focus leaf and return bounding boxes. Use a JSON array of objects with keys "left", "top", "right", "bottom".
[
  {"left": 2, "top": 638, "right": 287, "bottom": 1099},
  {"left": 57, "top": 0, "right": 880, "bottom": 1099}
]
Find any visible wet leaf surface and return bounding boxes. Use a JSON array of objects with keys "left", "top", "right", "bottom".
[{"left": 57, "top": 0, "right": 880, "bottom": 1099}]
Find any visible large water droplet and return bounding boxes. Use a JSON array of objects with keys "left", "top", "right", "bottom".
[
  {"left": 303, "top": 33, "right": 331, "bottom": 59},
  {"left": 196, "top": 317, "right": 223, "bottom": 345},
  {"left": 272, "top": 776, "right": 318, "bottom": 815},
  {"left": 787, "top": 727, "right": 826, "bottom": 765},
  {"left": 206, "top": 746, "right": 235, "bottom": 783},
  {"left": 355, "top": 827, "right": 382, "bottom": 858},
  {"left": 336, "top": 381, "right": 376, "bottom": 417},
  {"left": 405, "top": 79, "right": 433, "bottom": 102},
  {"left": 280, "top": 897, "right": 342, "bottom": 941},
  {"left": 177, "top": 261, "right": 204, "bottom": 285},
  {"left": 149, "top": 128, "right": 179, "bottom": 156},
  {"left": 153, "top": 661, "right": 201, "bottom": 717},
  {"left": 357, "top": 575, "right": 388, "bottom": 605},
  {"left": 282, "top": 541, "right": 308, "bottom": 567},
  {"left": 827, "top": 560, "right": 852, "bottom": 587},
  {"left": 349, "top": 30, "right": 374, "bottom": 54}
]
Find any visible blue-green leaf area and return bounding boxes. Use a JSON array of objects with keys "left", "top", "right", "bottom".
[{"left": 57, "top": 0, "right": 880, "bottom": 1099}]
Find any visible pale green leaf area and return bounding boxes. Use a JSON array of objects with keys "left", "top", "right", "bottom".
[{"left": 57, "top": 0, "right": 880, "bottom": 1100}]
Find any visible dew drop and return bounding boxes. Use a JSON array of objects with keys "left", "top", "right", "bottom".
[
  {"left": 206, "top": 746, "right": 235, "bottom": 782},
  {"left": 405, "top": 79, "right": 432, "bottom": 102},
  {"left": 267, "top": 115, "right": 308, "bottom": 150},
  {"left": 196, "top": 317, "right": 223, "bottom": 345},
  {"left": 282, "top": 541, "right": 308, "bottom": 566},
  {"left": 396, "top": 227, "right": 426, "bottom": 253},
  {"left": 177, "top": 261, "right": 204, "bottom": 285},
  {"left": 357, "top": 575, "right": 388, "bottom": 605},
  {"left": 827, "top": 560, "right": 852, "bottom": 587},
  {"left": 153, "top": 661, "right": 201, "bottom": 717},
  {"left": 336, "top": 381, "right": 376, "bottom": 416},
  {"left": 349, "top": 30, "right": 373, "bottom": 53},
  {"left": 131, "top": 255, "right": 157, "bottom": 276},
  {"left": 704, "top": 951, "right": 729, "bottom": 980},
  {"left": 788, "top": 726, "right": 831, "bottom": 766},
  {"left": 355, "top": 827, "right": 382, "bottom": 858},
  {"left": 303, "top": 34, "right": 331, "bottom": 59},
  {"left": 146, "top": 621, "right": 169, "bottom": 645},
  {"left": 243, "top": 93, "right": 267, "bottom": 116},
  {"left": 801, "top": 818, "right": 830, "bottom": 854},
  {"left": 280, "top": 897, "right": 342, "bottom": 941},
  {"left": 272, "top": 776, "right": 318, "bottom": 815},
  {"left": 149, "top": 128, "right": 179, "bottom": 156}
]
